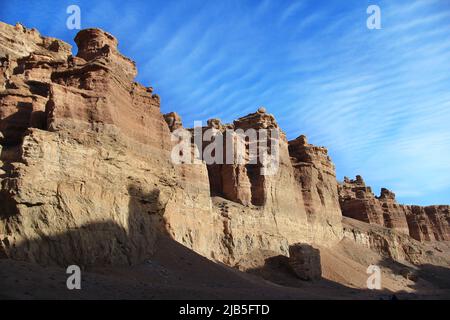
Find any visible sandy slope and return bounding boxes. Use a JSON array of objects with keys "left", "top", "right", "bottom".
[{"left": 1, "top": 235, "right": 449, "bottom": 300}]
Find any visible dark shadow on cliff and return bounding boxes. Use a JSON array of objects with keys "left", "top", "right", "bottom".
[
  {"left": 375, "top": 257, "right": 450, "bottom": 299},
  {"left": 246, "top": 247, "right": 450, "bottom": 300},
  {"left": 0, "top": 102, "right": 47, "bottom": 219},
  {"left": 0, "top": 185, "right": 167, "bottom": 267},
  {"left": 0, "top": 142, "right": 22, "bottom": 219},
  {"left": 0, "top": 182, "right": 319, "bottom": 299},
  {"left": 245, "top": 254, "right": 396, "bottom": 300},
  {"left": 1, "top": 184, "right": 448, "bottom": 299},
  {"left": 0, "top": 98, "right": 47, "bottom": 148}
]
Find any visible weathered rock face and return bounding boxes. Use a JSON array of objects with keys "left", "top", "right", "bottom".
[
  {"left": 205, "top": 110, "right": 287, "bottom": 209},
  {"left": 339, "top": 175, "right": 385, "bottom": 225},
  {"left": 0, "top": 22, "right": 344, "bottom": 268},
  {"left": 288, "top": 243, "right": 322, "bottom": 281},
  {"left": 339, "top": 176, "right": 450, "bottom": 242},
  {"left": 0, "top": 23, "right": 72, "bottom": 146},
  {"left": 342, "top": 217, "right": 449, "bottom": 266},
  {"left": 1, "top": 22, "right": 449, "bottom": 288},
  {"left": 289, "top": 135, "right": 343, "bottom": 242},
  {"left": 0, "top": 22, "right": 214, "bottom": 266},
  {"left": 405, "top": 205, "right": 450, "bottom": 242},
  {"left": 190, "top": 109, "right": 343, "bottom": 250}
]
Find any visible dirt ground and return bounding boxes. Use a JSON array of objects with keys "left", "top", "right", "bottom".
[{"left": 1, "top": 236, "right": 449, "bottom": 300}]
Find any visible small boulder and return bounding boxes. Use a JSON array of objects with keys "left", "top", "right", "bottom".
[{"left": 288, "top": 244, "right": 322, "bottom": 281}]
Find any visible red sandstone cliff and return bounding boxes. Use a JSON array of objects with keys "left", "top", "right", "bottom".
[
  {"left": 0, "top": 22, "right": 343, "bottom": 268},
  {"left": 0, "top": 22, "right": 448, "bottom": 280},
  {"left": 339, "top": 176, "right": 450, "bottom": 242}
]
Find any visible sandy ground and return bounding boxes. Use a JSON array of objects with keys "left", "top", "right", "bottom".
[
  {"left": 1, "top": 236, "right": 449, "bottom": 300},
  {"left": 321, "top": 239, "right": 450, "bottom": 298}
]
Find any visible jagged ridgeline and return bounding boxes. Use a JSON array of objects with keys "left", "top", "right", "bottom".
[
  {"left": 340, "top": 176, "right": 449, "bottom": 242},
  {"left": 0, "top": 22, "right": 448, "bottom": 272}
]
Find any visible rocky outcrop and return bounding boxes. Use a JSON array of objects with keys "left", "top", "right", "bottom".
[
  {"left": 288, "top": 244, "right": 322, "bottom": 281},
  {"left": 0, "top": 22, "right": 343, "bottom": 269},
  {"left": 405, "top": 205, "right": 450, "bottom": 242},
  {"left": 1, "top": 22, "right": 447, "bottom": 276},
  {"left": 289, "top": 135, "right": 343, "bottom": 241},
  {"left": 339, "top": 176, "right": 450, "bottom": 242},
  {"left": 0, "top": 23, "right": 72, "bottom": 145},
  {"left": 342, "top": 217, "right": 450, "bottom": 266},
  {"left": 192, "top": 109, "right": 277, "bottom": 207},
  {"left": 191, "top": 108, "right": 343, "bottom": 250},
  {"left": 0, "top": 22, "right": 215, "bottom": 267},
  {"left": 163, "top": 111, "right": 182, "bottom": 132}
]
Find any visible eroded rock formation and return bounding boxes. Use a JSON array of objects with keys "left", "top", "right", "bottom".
[
  {"left": 0, "top": 22, "right": 213, "bottom": 266},
  {"left": 405, "top": 205, "right": 450, "bottom": 242},
  {"left": 0, "top": 22, "right": 343, "bottom": 269},
  {"left": 339, "top": 176, "right": 450, "bottom": 242},
  {"left": 0, "top": 22, "right": 448, "bottom": 277},
  {"left": 289, "top": 135, "right": 342, "bottom": 240},
  {"left": 288, "top": 244, "right": 322, "bottom": 281}
]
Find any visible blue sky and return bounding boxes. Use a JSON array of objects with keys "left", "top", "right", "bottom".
[{"left": 2, "top": 0, "right": 450, "bottom": 205}]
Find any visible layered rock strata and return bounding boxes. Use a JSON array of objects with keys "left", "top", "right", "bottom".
[
  {"left": 289, "top": 135, "right": 342, "bottom": 240},
  {"left": 1, "top": 22, "right": 447, "bottom": 275},
  {"left": 342, "top": 217, "right": 450, "bottom": 266},
  {"left": 0, "top": 22, "right": 342, "bottom": 268},
  {"left": 339, "top": 176, "right": 450, "bottom": 242}
]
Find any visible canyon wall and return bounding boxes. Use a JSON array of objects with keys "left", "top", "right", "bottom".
[
  {"left": 1, "top": 22, "right": 447, "bottom": 273},
  {"left": 0, "top": 22, "right": 343, "bottom": 268},
  {"left": 0, "top": 23, "right": 215, "bottom": 266},
  {"left": 339, "top": 176, "right": 450, "bottom": 242}
]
